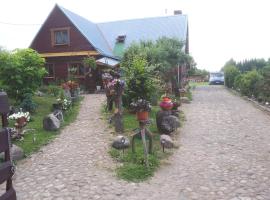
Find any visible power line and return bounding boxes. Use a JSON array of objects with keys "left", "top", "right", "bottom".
[{"left": 0, "top": 21, "right": 41, "bottom": 26}]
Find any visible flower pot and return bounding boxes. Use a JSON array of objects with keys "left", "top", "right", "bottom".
[
  {"left": 136, "top": 111, "right": 149, "bottom": 121},
  {"left": 160, "top": 97, "right": 173, "bottom": 110}
]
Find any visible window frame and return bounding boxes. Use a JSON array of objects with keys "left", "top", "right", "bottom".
[{"left": 51, "top": 27, "right": 70, "bottom": 46}]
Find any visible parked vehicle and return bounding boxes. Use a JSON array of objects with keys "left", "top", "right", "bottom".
[{"left": 209, "top": 72, "right": 224, "bottom": 85}]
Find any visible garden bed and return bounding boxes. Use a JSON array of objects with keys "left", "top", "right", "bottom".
[
  {"left": 12, "top": 95, "right": 83, "bottom": 156},
  {"left": 105, "top": 106, "right": 185, "bottom": 182}
]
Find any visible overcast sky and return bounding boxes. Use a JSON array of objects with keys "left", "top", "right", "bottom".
[{"left": 1, "top": 0, "right": 270, "bottom": 72}]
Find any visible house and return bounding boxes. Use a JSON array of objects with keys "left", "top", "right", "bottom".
[{"left": 30, "top": 4, "right": 189, "bottom": 92}]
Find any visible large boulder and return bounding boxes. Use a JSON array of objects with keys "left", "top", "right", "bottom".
[
  {"left": 112, "top": 135, "right": 130, "bottom": 150},
  {"left": 156, "top": 110, "right": 180, "bottom": 134},
  {"left": 43, "top": 113, "right": 60, "bottom": 131},
  {"left": 160, "top": 134, "right": 174, "bottom": 149}
]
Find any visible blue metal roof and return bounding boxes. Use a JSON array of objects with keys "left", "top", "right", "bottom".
[
  {"left": 97, "top": 15, "right": 188, "bottom": 57},
  {"left": 59, "top": 6, "right": 113, "bottom": 57},
  {"left": 58, "top": 5, "right": 188, "bottom": 58}
]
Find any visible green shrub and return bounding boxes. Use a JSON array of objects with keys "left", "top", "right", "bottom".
[
  {"left": 47, "top": 85, "right": 62, "bottom": 97},
  {"left": 123, "top": 56, "right": 159, "bottom": 107},
  {"left": 0, "top": 48, "right": 46, "bottom": 102},
  {"left": 236, "top": 70, "right": 262, "bottom": 97},
  {"left": 224, "top": 65, "right": 240, "bottom": 88},
  {"left": 20, "top": 93, "right": 37, "bottom": 113},
  {"left": 255, "top": 66, "right": 270, "bottom": 101}
]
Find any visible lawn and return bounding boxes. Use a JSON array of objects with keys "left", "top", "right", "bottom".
[{"left": 12, "top": 95, "right": 83, "bottom": 156}]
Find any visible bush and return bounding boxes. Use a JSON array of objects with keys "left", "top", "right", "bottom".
[
  {"left": 47, "top": 85, "right": 62, "bottom": 97},
  {"left": 224, "top": 65, "right": 240, "bottom": 88},
  {"left": 0, "top": 48, "right": 46, "bottom": 102},
  {"left": 20, "top": 93, "right": 37, "bottom": 113},
  {"left": 255, "top": 66, "right": 270, "bottom": 102},
  {"left": 235, "top": 70, "right": 262, "bottom": 97},
  {"left": 123, "top": 56, "right": 159, "bottom": 107}
]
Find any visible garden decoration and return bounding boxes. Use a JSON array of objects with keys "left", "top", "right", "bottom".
[
  {"left": 130, "top": 99, "right": 153, "bottom": 168},
  {"left": 156, "top": 96, "right": 180, "bottom": 135},
  {"left": 8, "top": 110, "right": 30, "bottom": 140},
  {"left": 159, "top": 96, "right": 174, "bottom": 111},
  {"left": 104, "top": 72, "right": 125, "bottom": 133},
  {"left": 112, "top": 78, "right": 125, "bottom": 133},
  {"left": 112, "top": 135, "right": 130, "bottom": 154},
  {"left": 102, "top": 73, "right": 114, "bottom": 111}
]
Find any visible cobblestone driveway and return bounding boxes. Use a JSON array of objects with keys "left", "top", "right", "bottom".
[{"left": 13, "top": 87, "right": 270, "bottom": 200}]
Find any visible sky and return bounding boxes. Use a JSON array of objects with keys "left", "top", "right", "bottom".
[{"left": 1, "top": 0, "right": 270, "bottom": 72}]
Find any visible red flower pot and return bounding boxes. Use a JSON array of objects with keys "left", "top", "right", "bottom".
[
  {"left": 160, "top": 97, "right": 173, "bottom": 110},
  {"left": 136, "top": 111, "right": 149, "bottom": 121}
]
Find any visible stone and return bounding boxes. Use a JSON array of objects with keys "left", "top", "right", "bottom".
[
  {"left": 11, "top": 144, "right": 24, "bottom": 160},
  {"left": 160, "top": 134, "right": 174, "bottom": 148},
  {"left": 161, "top": 116, "right": 180, "bottom": 134},
  {"left": 180, "top": 97, "right": 190, "bottom": 104},
  {"left": 156, "top": 110, "right": 180, "bottom": 134},
  {"left": 43, "top": 113, "right": 61, "bottom": 131},
  {"left": 112, "top": 135, "right": 130, "bottom": 150},
  {"left": 53, "top": 110, "right": 64, "bottom": 122}
]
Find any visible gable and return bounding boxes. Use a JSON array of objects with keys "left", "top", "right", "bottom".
[{"left": 30, "top": 5, "right": 96, "bottom": 54}]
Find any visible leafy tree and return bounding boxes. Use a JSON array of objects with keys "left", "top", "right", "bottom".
[{"left": 0, "top": 48, "right": 46, "bottom": 101}]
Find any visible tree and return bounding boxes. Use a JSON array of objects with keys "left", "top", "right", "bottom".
[{"left": 0, "top": 48, "right": 46, "bottom": 101}]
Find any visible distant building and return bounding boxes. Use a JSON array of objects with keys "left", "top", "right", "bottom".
[{"left": 30, "top": 4, "right": 189, "bottom": 92}]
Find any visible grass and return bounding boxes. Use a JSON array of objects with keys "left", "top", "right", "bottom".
[
  {"left": 13, "top": 95, "right": 83, "bottom": 156},
  {"left": 189, "top": 81, "right": 209, "bottom": 88},
  {"left": 106, "top": 105, "right": 178, "bottom": 182}
]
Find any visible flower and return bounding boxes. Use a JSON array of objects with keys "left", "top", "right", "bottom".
[
  {"left": 61, "top": 81, "right": 79, "bottom": 90},
  {"left": 8, "top": 110, "right": 30, "bottom": 122},
  {"left": 57, "top": 98, "right": 72, "bottom": 110},
  {"left": 130, "top": 99, "right": 151, "bottom": 112}
]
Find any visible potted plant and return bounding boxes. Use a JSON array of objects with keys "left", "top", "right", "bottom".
[
  {"left": 159, "top": 96, "right": 173, "bottom": 110},
  {"left": 8, "top": 109, "right": 30, "bottom": 127},
  {"left": 130, "top": 99, "right": 151, "bottom": 121}
]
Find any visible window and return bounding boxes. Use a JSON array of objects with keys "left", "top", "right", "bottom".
[
  {"left": 51, "top": 27, "right": 70, "bottom": 46},
  {"left": 45, "top": 63, "right": 54, "bottom": 77},
  {"left": 68, "top": 63, "right": 85, "bottom": 77}
]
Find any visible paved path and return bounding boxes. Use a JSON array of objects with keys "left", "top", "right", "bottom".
[{"left": 13, "top": 87, "right": 270, "bottom": 200}]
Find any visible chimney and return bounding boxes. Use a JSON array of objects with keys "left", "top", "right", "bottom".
[{"left": 174, "top": 10, "right": 182, "bottom": 15}]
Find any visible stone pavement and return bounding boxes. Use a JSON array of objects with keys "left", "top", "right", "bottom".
[{"left": 13, "top": 87, "right": 270, "bottom": 199}]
